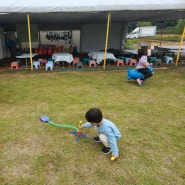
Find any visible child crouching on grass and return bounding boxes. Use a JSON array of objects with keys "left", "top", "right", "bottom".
[{"left": 82, "top": 108, "right": 121, "bottom": 159}]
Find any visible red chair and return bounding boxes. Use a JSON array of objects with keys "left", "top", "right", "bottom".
[
  {"left": 42, "top": 48, "right": 47, "bottom": 56},
  {"left": 47, "top": 48, "right": 52, "bottom": 56},
  {"left": 34, "top": 48, "right": 38, "bottom": 53},
  {"left": 53, "top": 48, "right": 57, "bottom": 53},
  {"left": 72, "top": 57, "right": 80, "bottom": 67},
  {"left": 38, "top": 48, "right": 42, "bottom": 56},
  {"left": 59, "top": 45, "right": 64, "bottom": 52}
]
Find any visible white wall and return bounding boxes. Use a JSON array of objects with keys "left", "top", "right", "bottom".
[
  {"left": 40, "top": 30, "right": 80, "bottom": 51},
  {"left": 21, "top": 42, "right": 39, "bottom": 49},
  {"left": 20, "top": 30, "right": 80, "bottom": 52}
]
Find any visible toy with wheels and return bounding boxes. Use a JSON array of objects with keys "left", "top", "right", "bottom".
[{"left": 127, "top": 66, "right": 154, "bottom": 80}]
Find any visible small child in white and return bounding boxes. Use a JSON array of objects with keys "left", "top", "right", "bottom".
[{"left": 82, "top": 108, "right": 121, "bottom": 159}]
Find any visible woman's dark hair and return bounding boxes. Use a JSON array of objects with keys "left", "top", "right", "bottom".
[
  {"left": 85, "top": 108, "right": 103, "bottom": 123},
  {"left": 138, "top": 49, "right": 147, "bottom": 59}
]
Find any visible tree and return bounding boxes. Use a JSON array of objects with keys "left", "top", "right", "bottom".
[
  {"left": 127, "top": 22, "right": 137, "bottom": 33},
  {"left": 137, "top": 22, "right": 152, "bottom": 27},
  {"left": 175, "top": 19, "right": 185, "bottom": 34}
]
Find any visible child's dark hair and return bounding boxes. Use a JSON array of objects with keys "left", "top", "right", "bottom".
[
  {"left": 138, "top": 46, "right": 147, "bottom": 59},
  {"left": 85, "top": 108, "right": 103, "bottom": 123}
]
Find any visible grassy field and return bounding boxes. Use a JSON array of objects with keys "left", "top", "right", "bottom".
[
  {"left": 125, "top": 34, "right": 184, "bottom": 49},
  {"left": 1, "top": 67, "right": 185, "bottom": 185}
]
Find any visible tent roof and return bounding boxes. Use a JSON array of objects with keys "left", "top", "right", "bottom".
[
  {"left": 1, "top": 0, "right": 185, "bottom": 13},
  {"left": 0, "top": 0, "right": 185, "bottom": 31}
]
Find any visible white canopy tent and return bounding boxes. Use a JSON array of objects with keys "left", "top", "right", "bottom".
[
  {"left": 0, "top": 0, "right": 185, "bottom": 69},
  {"left": 0, "top": 0, "right": 185, "bottom": 13},
  {"left": 0, "top": 0, "right": 185, "bottom": 31}
]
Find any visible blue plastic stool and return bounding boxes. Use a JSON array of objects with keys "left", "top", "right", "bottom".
[
  {"left": 164, "top": 56, "right": 173, "bottom": 64},
  {"left": 148, "top": 56, "right": 156, "bottom": 63},
  {"left": 154, "top": 58, "right": 162, "bottom": 67},
  {"left": 82, "top": 58, "right": 91, "bottom": 64},
  {"left": 46, "top": 61, "right": 54, "bottom": 71},
  {"left": 33, "top": 61, "right": 40, "bottom": 69},
  {"left": 106, "top": 58, "right": 115, "bottom": 64},
  {"left": 75, "top": 61, "right": 83, "bottom": 69}
]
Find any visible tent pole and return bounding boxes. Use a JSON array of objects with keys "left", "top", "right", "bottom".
[
  {"left": 27, "top": 13, "right": 33, "bottom": 70},
  {"left": 103, "top": 13, "right": 111, "bottom": 69},
  {"left": 175, "top": 26, "right": 185, "bottom": 66}
]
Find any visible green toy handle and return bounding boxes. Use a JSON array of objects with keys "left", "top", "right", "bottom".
[{"left": 48, "top": 120, "right": 78, "bottom": 131}]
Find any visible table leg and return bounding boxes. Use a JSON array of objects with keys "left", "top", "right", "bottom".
[{"left": 26, "top": 58, "right": 28, "bottom": 69}]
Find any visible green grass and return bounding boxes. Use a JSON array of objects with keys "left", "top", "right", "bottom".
[
  {"left": 141, "top": 34, "right": 182, "bottom": 42},
  {"left": 1, "top": 67, "right": 185, "bottom": 185},
  {"left": 125, "top": 34, "right": 184, "bottom": 49}
]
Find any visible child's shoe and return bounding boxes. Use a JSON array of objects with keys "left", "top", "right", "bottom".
[
  {"left": 101, "top": 147, "right": 112, "bottom": 154},
  {"left": 137, "top": 78, "right": 144, "bottom": 86},
  {"left": 93, "top": 136, "right": 101, "bottom": 142}
]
